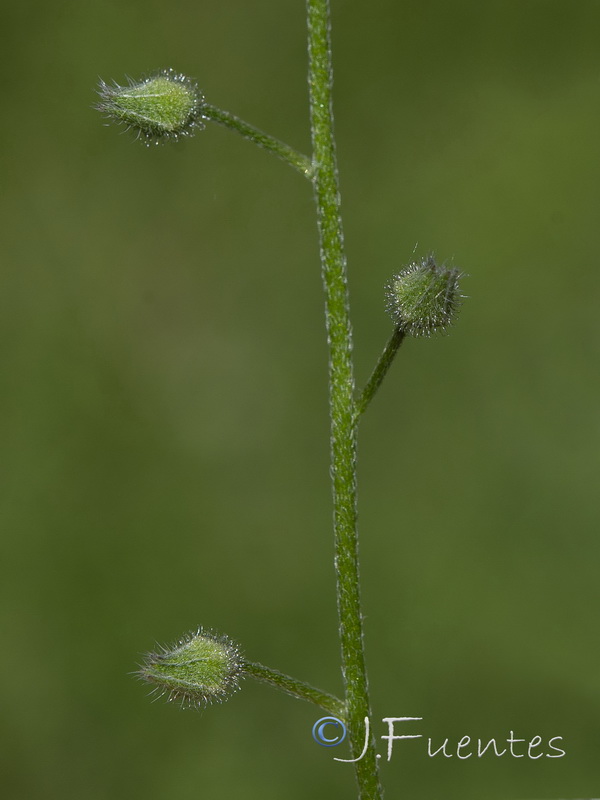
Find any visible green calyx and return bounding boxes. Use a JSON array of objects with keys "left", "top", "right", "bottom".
[
  {"left": 139, "top": 629, "right": 243, "bottom": 707},
  {"left": 385, "top": 255, "right": 464, "bottom": 336},
  {"left": 96, "top": 69, "right": 205, "bottom": 144}
]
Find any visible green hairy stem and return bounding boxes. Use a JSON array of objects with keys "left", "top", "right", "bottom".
[
  {"left": 242, "top": 661, "right": 346, "bottom": 718},
  {"left": 306, "top": 1, "right": 383, "bottom": 795}
]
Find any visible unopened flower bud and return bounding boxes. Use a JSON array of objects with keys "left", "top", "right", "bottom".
[
  {"left": 138, "top": 629, "right": 243, "bottom": 708},
  {"left": 385, "top": 254, "right": 464, "bottom": 336},
  {"left": 96, "top": 69, "right": 204, "bottom": 144}
]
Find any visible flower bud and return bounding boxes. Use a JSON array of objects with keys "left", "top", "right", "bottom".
[
  {"left": 96, "top": 69, "right": 204, "bottom": 144},
  {"left": 138, "top": 629, "right": 243, "bottom": 708},
  {"left": 385, "top": 254, "right": 464, "bottom": 336}
]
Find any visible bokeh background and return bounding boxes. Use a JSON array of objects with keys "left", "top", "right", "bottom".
[{"left": 2, "top": 1, "right": 599, "bottom": 798}]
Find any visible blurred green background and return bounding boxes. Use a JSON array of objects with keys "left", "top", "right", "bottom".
[{"left": 1, "top": 1, "right": 599, "bottom": 798}]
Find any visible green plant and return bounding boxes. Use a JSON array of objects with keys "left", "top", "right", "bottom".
[{"left": 97, "top": 1, "right": 464, "bottom": 797}]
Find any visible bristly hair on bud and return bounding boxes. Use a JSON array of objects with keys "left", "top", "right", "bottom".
[
  {"left": 96, "top": 69, "right": 205, "bottom": 145},
  {"left": 138, "top": 628, "right": 244, "bottom": 708},
  {"left": 385, "top": 254, "right": 465, "bottom": 337}
]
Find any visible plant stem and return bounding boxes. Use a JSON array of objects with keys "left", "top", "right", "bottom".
[
  {"left": 243, "top": 661, "right": 346, "bottom": 718},
  {"left": 355, "top": 326, "right": 406, "bottom": 419},
  {"left": 201, "top": 103, "right": 313, "bottom": 178},
  {"left": 306, "top": 1, "right": 382, "bottom": 797}
]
